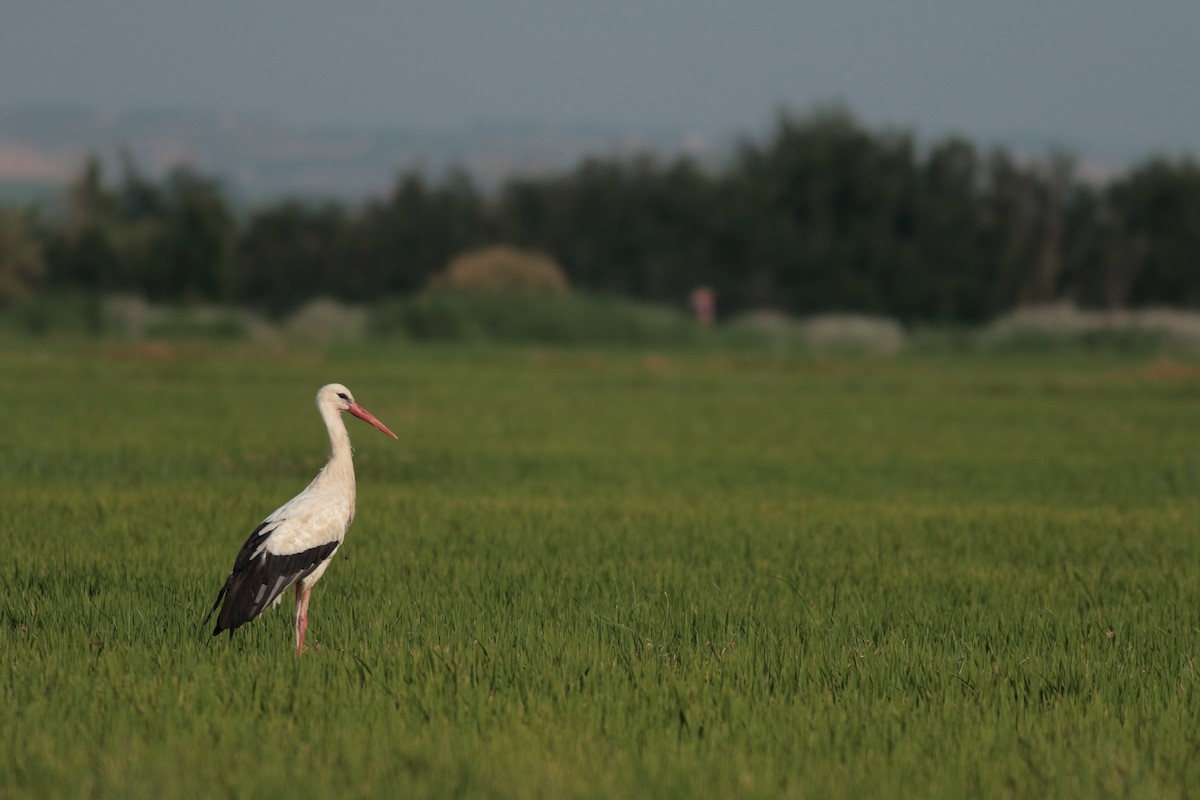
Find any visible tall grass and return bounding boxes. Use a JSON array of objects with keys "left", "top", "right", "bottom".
[{"left": 3, "top": 342, "right": 1200, "bottom": 798}]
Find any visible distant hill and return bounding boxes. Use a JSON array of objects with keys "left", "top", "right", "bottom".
[{"left": 0, "top": 104, "right": 716, "bottom": 206}]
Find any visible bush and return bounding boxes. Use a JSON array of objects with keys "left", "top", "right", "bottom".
[
  {"left": 0, "top": 208, "right": 45, "bottom": 306},
  {"left": 722, "top": 310, "right": 809, "bottom": 351},
  {"left": 429, "top": 246, "right": 570, "bottom": 295},
  {"left": 723, "top": 310, "right": 906, "bottom": 354},
  {"left": 981, "top": 305, "right": 1187, "bottom": 354},
  {"left": 98, "top": 295, "right": 277, "bottom": 341},
  {"left": 801, "top": 314, "right": 906, "bottom": 354},
  {"left": 0, "top": 291, "right": 104, "bottom": 336},
  {"left": 370, "top": 292, "right": 701, "bottom": 346},
  {"left": 101, "top": 294, "right": 157, "bottom": 337},
  {"left": 143, "top": 307, "right": 254, "bottom": 340},
  {"left": 284, "top": 298, "right": 369, "bottom": 342}
]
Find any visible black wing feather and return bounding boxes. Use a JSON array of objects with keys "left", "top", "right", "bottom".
[{"left": 205, "top": 519, "right": 340, "bottom": 637}]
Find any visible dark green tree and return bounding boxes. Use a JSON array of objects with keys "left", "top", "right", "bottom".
[
  {"left": 1108, "top": 157, "right": 1200, "bottom": 306},
  {"left": 347, "top": 169, "right": 487, "bottom": 299},
  {"left": 236, "top": 200, "right": 350, "bottom": 315}
]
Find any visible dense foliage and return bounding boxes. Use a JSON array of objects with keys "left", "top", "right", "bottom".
[{"left": 14, "top": 107, "right": 1200, "bottom": 323}]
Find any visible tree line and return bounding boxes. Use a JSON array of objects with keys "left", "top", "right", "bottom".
[{"left": 7, "top": 106, "right": 1200, "bottom": 323}]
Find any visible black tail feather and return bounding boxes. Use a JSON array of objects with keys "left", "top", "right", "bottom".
[{"left": 204, "top": 585, "right": 228, "bottom": 636}]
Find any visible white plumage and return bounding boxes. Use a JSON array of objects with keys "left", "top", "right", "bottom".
[{"left": 205, "top": 383, "right": 397, "bottom": 656}]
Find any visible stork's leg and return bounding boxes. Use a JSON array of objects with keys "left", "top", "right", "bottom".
[{"left": 294, "top": 582, "right": 312, "bottom": 658}]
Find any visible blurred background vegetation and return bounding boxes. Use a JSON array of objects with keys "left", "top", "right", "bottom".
[{"left": 2, "top": 107, "right": 1198, "bottom": 348}]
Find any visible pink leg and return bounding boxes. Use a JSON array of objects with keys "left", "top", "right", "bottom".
[{"left": 294, "top": 582, "right": 312, "bottom": 658}]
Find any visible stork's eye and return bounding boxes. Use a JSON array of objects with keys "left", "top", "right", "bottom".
[{"left": 337, "top": 392, "right": 349, "bottom": 401}]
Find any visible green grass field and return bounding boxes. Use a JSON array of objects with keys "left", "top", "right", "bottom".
[{"left": 3, "top": 340, "right": 1200, "bottom": 798}]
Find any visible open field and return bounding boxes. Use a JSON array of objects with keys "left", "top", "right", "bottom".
[{"left": 3, "top": 340, "right": 1200, "bottom": 798}]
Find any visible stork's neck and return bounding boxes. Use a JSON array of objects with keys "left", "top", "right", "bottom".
[{"left": 319, "top": 405, "right": 357, "bottom": 490}]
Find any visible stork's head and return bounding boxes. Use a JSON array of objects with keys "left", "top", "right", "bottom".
[{"left": 317, "top": 383, "right": 398, "bottom": 439}]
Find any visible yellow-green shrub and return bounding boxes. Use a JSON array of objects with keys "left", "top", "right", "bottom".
[{"left": 429, "top": 245, "right": 569, "bottom": 295}]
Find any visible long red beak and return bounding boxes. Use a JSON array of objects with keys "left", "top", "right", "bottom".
[{"left": 347, "top": 401, "right": 398, "bottom": 439}]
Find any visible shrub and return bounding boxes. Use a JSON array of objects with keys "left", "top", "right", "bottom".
[
  {"left": 0, "top": 291, "right": 103, "bottom": 336},
  {"left": 981, "top": 305, "right": 1188, "bottom": 354},
  {"left": 143, "top": 306, "right": 254, "bottom": 340},
  {"left": 722, "top": 310, "right": 809, "bottom": 351},
  {"left": 801, "top": 314, "right": 906, "bottom": 354},
  {"left": 429, "top": 246, "right": 570, "bottom": 295},
  {"left": 0, "top": 209, "right": 45, "bottom": 306},
  {"left": 98, "top": 295, "right": 277, "bottom": 341},
  {"left": 724, "top": 310, "right": 906, "bottom": 354},
  {"left": 101, "top": 294, "right": 157, "bottom": 338},
  {"left": 284, "top": 298, "right": 369, "bottom": 342},
  {"left": 369, "top": 292, "right": 700, "bottom": 346}
]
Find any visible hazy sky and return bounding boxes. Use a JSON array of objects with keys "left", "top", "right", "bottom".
[{"left": 4, "top": 2, "right": 1198, "bottom": 158}]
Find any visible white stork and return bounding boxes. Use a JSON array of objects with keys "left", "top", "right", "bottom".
[{"left": 205, "top": 383, "right": 397, "bottom": 657}]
